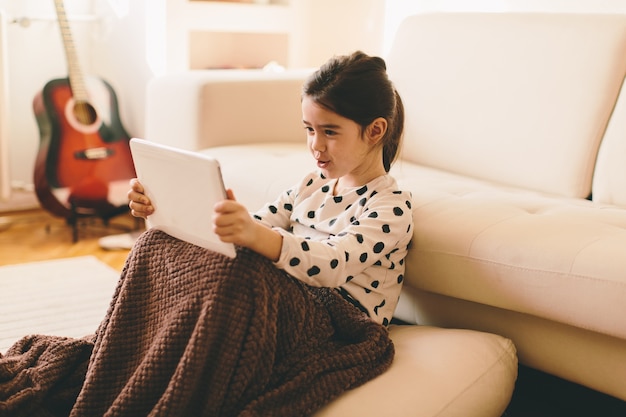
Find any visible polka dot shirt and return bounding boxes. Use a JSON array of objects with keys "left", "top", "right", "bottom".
[{"left": 253, "top": 171, "right": 413, "bottom": 326}]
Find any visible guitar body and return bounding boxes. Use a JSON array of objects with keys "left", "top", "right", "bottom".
[{"left": 33, "top": 76, "right": 135, "bottom": 219}]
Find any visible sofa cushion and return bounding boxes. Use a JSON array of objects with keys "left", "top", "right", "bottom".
[
  {"left": 392, "top": 160, "right": 626, "bottom": 341},
  {"left": 201, "top": 143, "right": 312, "bottom": 211},
  {"left": 386, "top": 12, "right": 626, "bottom": 199},
  {"left": 146, "top": 70, "right": 310, "bottom": 151},
  {"left": 314, "top": 325, "right": 517, "bottom": 417}
]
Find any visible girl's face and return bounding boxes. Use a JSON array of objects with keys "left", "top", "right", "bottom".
[{"left": 302, "top": 96, "right": 386, "bottom": 191}]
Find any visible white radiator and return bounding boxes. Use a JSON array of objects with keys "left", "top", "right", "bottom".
[{"left": 0, "top": 10, "right": 10, "bottom": 202}]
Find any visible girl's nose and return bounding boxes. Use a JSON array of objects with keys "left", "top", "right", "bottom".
[{"left": 311, "top": 134, "right": 325, "bottom": 152}]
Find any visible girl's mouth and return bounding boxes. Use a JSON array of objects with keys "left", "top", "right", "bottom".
[{"left": 317, "top": 159, "right": 329, "bottom": 169}]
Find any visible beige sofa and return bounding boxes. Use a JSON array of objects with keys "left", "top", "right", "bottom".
[{"left": 144, "top": 11, "right": 626, "bottom": 413}]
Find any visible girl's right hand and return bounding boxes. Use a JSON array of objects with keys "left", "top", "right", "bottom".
[{"left": 128, "top": 178, "right": 154, "bottom": 219}]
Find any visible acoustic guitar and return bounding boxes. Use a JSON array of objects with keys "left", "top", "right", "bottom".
[{"left": 33, "top": 0, "right": 135, "bottom": 228}]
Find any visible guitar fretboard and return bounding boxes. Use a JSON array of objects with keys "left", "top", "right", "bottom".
[{"left": 53, "top": 0, "right": 89, "bottom": 103}]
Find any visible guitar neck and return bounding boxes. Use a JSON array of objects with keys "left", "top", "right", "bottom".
[{"left": 53, "top": 0, "right": 89, "bottom": 103}]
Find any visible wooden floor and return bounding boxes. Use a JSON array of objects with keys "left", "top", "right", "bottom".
[{"left": 0, "top": 208, "right": 141, "bottom": 271}]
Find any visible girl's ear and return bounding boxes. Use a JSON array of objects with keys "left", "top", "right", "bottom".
[{"left": 366, "top": 117, "right": 388, "bottom": 144}]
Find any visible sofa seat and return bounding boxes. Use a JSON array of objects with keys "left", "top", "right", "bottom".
[{"left": 314, "top": 325, "right": 517, "bottom": 417}]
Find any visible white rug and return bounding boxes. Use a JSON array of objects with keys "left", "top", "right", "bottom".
[{"left": 0, "top": 256, "right": 120, "bottom": 353}]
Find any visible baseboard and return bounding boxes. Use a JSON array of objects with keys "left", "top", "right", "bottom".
[{"left": 0, "top": 190, "right": 39, "bottom": 212}]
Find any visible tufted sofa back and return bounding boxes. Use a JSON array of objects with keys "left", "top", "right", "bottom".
[{"left": 386, "top": 12, "right": 626, "bottom": 199}]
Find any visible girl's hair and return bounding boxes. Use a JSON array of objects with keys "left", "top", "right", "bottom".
[{"left": 302, "top": 51, "right": 405, "bottom": 172}]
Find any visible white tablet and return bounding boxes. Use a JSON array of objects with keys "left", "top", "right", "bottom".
[{"left": 129, "top": 138, "right": 236, "bottom": 258}]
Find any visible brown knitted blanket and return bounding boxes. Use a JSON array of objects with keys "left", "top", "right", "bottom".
[{"left": 0, "top": 230, "right": 394, "bottom": 417}]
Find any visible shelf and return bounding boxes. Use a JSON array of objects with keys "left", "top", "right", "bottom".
[
  {"left": 189, "top": 31, "right": 288, "bottom": 69},
  {"left": 189, "top": 0, "right": 288, "bottom": 5},
  {"left": 164, "top": 0, "right": 293, "bottom": 71}
]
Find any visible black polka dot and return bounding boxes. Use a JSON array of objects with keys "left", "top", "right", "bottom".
[
  {"left": 368, "top": 212, "right": 378, "bottom": 218},
  {"left": 373, "top": 242, "right": 384, "bottom": 253},
  {"left": 284, "top": 203, "right": 293, "bottom": 211},
  {"left": 406, "top": 200, "right": 412, "bottom": 209},
  {"left": 253, "top": 214, "right": 262, "bottom": 220},
  {"left": 330, "top": 259, "right": 339, "bottom": 269},
  {"left": 290, "top": 258, "right": 301, "bottom": 266},
  {"left": 346, "top": 275, "right": 354, "bottom": 282},
  {"left": 269, "top": 205, "right": 278, "bottom": 214},
  {"left": 359, "top": 197, "right": 366, "bottom": 206},
  {"left": 306, "top": 178, "right": 314, "bottom": 186},
  {"left": 393, "top": 207, "right": 404, "bottom": 216},
  {"left": 397, "top": 274, "right": 404, "bottom": 284},
  {"left": 301, "top": 241, "right": 310, "bottom": 251},
  {"left": 307, "top": 211, "right": 315, "bottom": 218},
  {"left": 356, "top": 234, "right": 364, "bottom": 244},
  {"left": 371, "top": 280, "right": 380, "bottom": 288},
  {"left": 321, "top": 185, "right": 330, "bottom": 193},
  {"left": 360, "top": 253, "right": 368, "bottom": 263},
  {"left": 382, "top": 224, "right": 390, "bottom": 233},
  {"left": 333, "top": 196, "right": 343, "bottom": 203},
  {"left": 307, "top": 266, "right": 320, "bottom": 276},
  {"left": 383, "top": 318, "right": 389, "bottom": 326},
  {"left": 329, "top": 218, "right": 337, "bottom": 226},
  {"left": 357, "top": 186, "right": 368, "bottom": 195},
  {"left": 374, "top": 299, "right": 386, "bottom": 315},
  {"left": 345, "top": 252, "right": 350, "bottom": 262}
]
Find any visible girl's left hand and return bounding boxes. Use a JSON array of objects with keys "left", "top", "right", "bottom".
[
  {"left": 213, "top": 189, "right": 283, "bottom": 261},
  {"left": 213, "top": 189, "right": 257, "bottom": 247}
]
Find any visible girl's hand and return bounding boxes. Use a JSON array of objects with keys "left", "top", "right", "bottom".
[
  {"left": 213, "top": 189, "right": 257, "bottom": 246},
  {"left": 127, "top": 178, "right": 154, "bottom": 219},
  {"left": 214, "top": 189, "right": 283, "bottom": 261}
]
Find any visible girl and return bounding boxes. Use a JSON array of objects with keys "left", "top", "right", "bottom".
[
  {"left": 2, "top": 52, "right": 414, "bottom": 417},
  {"left": 129, "top": 51, "right": 413, "bottom": 327}
]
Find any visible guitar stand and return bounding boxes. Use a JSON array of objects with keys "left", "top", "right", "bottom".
[{"left": 66, "top": 202, "right": 138, "bottom": 243}]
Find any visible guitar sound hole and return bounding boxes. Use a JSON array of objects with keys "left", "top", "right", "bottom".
[{"left": 73, "top": 101, "right": 98, "bottom": 126}]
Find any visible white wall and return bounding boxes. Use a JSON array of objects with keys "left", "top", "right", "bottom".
[{"left": 289, "top": 0, "right": 386, "bottom": 68}]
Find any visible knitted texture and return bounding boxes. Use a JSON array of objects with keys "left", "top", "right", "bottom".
[
  {"left": 0, "top": 335, "right": 93, "bottom": 417},
  {"left": 1, "top": 229, "right": 394, "bottom": 416}
]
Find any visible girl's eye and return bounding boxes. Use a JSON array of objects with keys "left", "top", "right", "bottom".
[
  {"left": 304, "top": 126, "right": 314, "bottom": 134},
  {"left": 324, "top": 129, "right": 337, "bottom": 137}
]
